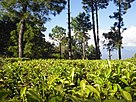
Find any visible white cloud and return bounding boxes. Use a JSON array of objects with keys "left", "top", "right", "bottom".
[
  {"left": 122, "top": 26, "right": 136, "bottom": 46},
  {"left": 88, "top": 26, "right": 136, "bottom": 47}
]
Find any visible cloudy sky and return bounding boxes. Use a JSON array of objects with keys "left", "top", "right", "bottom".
[
  {"left": 122, "top": 26, "right": 136, "bottom": 46},
  {"left": 45, "top": 0, "right": 136, "bottom": 59},
  {"left": 88, "top": 26, "right": 136, "bottom": 47}
]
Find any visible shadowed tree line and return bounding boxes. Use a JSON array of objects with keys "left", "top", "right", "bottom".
[{"left": 0, "top": 0, "right": 134, "bottom": 59}]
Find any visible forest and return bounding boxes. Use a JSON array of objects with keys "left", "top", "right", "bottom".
[{"left": 0, "top": 0, "right": 135, "bottom": 60}]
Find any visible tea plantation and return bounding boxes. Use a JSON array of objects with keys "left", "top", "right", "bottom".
[{"left": 0, "top": 58, "right": 136, "bottom": 102}]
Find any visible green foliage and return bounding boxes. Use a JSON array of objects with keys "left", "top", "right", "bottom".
[
  {"left": 132, "top": 53, "right": 136, "bottom": 58},
  {"left": 0, "top": 14, "right": 57, "bottom": 59},
  {"left": 0, "top": 91, "right": 11, "bottom": 102},
  {"left": 71, "top": 12, "right": 91, "bottom": 59},
  {"left": 49, "top": 26, "right": 66, "bottom": 43},
  {"left": 0, "top": 15, "right": 18, "bottom": 57},
  {"left": 82, "top": 0, "right": 109, "bottom": 12},
  {"left": 49, "top": 26, "right": 66, "bottom": 59},
  {"left": 103, "top": 30, "right": 118, "bottom": 51},
  {"left": 108, "top": 0, "right": 134, "bottom": 59},
  {"left": 82, "top": 0, "right": 108, "bottom": 59},
  {"left": 0, "top": 0, "right": 67, "bottom": 58},
  {"left": 87, "top": 45, "right": 97, "bottom": 60},
  {"left": 0, "top": 59, "right": 136, "bottom": 101},
  {"left": 71, "top": 12, "right": 91, "bottom": 33},
  {"left": 0, "top": 57, "right": 4, "bottom": 68},
  {"left": 0, "top": 0, "right": 67, "bottom": 23}
]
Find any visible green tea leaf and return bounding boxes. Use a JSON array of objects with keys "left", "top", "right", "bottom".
[
  {"left": 20, "top": 87, "right": 27, "bottom": 98},
  {"left": 70, "top": 68, "right": 75, "bottom": 82},
  {"left": 121, "top": 91, "right": 132, "bottom": 102},
  {"left": 119, "top": 78, "right": 129, "bottom": 86},
  {"left": 113, "top": 84, "right": 118, "bottom": 92},
  {"left": 55, "top": 84, "right": 63, "bottom": 94},
  {"left": 84, "top": 99, "right": 94, "bottom": 102},
  {"left": 117, "top": 84, "right": 122, "bottom": 91},
  {"left": 107, "top": 60, "right": 111, "bottom": 68},
  {"left": 80, "top": 80, "right": 86, "bottom": 90},
  {"left": 124, "top": 87, "right": 131, "bottom": 92},
  {"left": 66, "top": 94, "right": 79, "bottom": 102},
  {"left": 47, "top": 74, "right": 59, "bottom": 85},
  {"left": 86, "top": 85, "right": 100, "bottom": 98},
  {"left": 26, "top": 89, "right": 43, "bottom": 102}
]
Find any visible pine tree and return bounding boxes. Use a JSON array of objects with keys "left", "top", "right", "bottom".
[
  {"left": 71, "top": 12, "right": 91, "bottom": 59},
  {"left": 49, "top": 26, "right": 66, "bottom": 59},
  {"left": 82, "top": 0, "right": 109, "bottom": 59},
  {"left": 109, "top": 0, "right": 134, "bottom": 59}
]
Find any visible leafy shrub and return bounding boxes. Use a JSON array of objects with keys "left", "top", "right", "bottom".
[{"left": 0, "top": 59, "right": 136, "bottom": 101}]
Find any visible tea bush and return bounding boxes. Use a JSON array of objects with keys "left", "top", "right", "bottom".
[{"left": 0, "top": 59, "right": 136, "bottom": 102}]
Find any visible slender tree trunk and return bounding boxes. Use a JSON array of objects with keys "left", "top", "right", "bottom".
[
  {"left": 18, "top": 4, "right": 27, "bottom": 58},
  {"left": 91, "top": 0, "right": 98, "bottom": 59},
  {"left": 68, "top": 0, "right": 72, "bottom": 59},
  {"left": 95, "top": 1, "right": 100, "bottom": 59},
  {"left": 82, "top": 34, "right": 85, "bottom": 59},
  {"left": 18, "top": 19, "right": 25, "bottom": 58},
  {"left": 118, "top": 0, "right": 122, "bottom": 60},
  {"left": 59, "top": 42, "right": 62, "bottom": 59},
  {"left": 108, "top": 49, "right": 111, "bottom": 60}
]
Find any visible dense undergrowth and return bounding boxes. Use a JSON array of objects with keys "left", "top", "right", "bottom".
[{"left": 0, "top": 58, "right": 136, "bottom": 102}]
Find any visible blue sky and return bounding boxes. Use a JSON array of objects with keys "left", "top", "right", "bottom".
[{"left": 45, "top": 0, "right": 136, "bottom": 35}]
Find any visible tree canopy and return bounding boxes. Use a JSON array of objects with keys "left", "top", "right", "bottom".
[
  {"left": 0, "top": 0, "right": 135, "bottom": 60},
  {"left": 0, "top": 0, "right": 66, "bottom": 58}
]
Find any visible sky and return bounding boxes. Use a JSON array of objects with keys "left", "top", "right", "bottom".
[{"left": 44, "top": 0, "right": 136, "bottom": 59}]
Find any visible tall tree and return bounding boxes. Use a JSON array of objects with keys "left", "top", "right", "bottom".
[
  {"left": 49, "top": 26, "right": 66, "bottom": 59},
  {"left": 110, "top": 0, "right": 134, "bottom": 59},
  {"left": 0, "top": 0, "right": 66, "bottom": 58},
  {"left": 82, "top": 0, "right": 109, "bottom": 59},
  {"left": 71, "top": 12, "right": 91, "bottom": 59},
  {"left": 7, "top": 19, "right": 55, "bottom": 59},
  {"left": 23, "top": 22, "right": 47, "bottom": 59},
  {"left": 103, "top": 29, "right": 120, "bottom": 60},
  {"left": 68, "top": 0, "right": 72, "bottom": 59}
]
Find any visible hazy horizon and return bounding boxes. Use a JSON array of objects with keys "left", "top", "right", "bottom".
[{"left": 101, "top": 46, "right": 136, "bottom": 59}]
